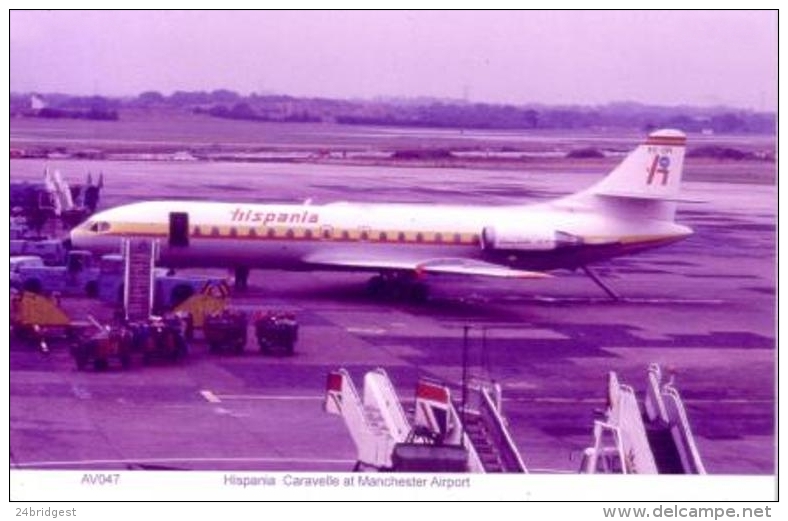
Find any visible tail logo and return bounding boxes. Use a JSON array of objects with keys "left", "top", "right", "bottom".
[{"left": 646, "top": 155, "right": 671, "bottom": 186}]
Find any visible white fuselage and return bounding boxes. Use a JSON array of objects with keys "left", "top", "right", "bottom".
[{"left": 70, "top": 198, "right": 691, "bottom": 273}]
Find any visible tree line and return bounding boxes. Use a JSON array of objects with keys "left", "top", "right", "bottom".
[{"left": 9, "top": 90, "right": 775, "bottom": 134}]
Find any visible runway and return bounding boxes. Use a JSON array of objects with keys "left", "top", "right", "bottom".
[{"left": 9, "top": 152, "right": 775, "bottom": 477}]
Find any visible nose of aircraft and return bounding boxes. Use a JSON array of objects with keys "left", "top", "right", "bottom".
[{"left": 67, "top": 223, "right": 88, "bottom": 250}]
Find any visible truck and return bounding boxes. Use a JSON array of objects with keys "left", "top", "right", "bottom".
[
  {"left": 10, "top": 255, "right": 46, "bottom": 289},
  {"left": 15, "top": 247, "right": 226, "bottom": 312},
  {"left": 15, "top": 250, "right": 122, "bottom": 298},
  {"left": 10, "top": 239, "right": 68, "bottom": 265}
]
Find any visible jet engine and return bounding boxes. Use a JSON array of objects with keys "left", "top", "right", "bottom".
[{"left": 480, "top": 225, "right": 581, "bottom": 251}]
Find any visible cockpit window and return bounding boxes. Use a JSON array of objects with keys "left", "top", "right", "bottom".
[{"left": 88, "top": 221, "right": 111, "bottom": 232}]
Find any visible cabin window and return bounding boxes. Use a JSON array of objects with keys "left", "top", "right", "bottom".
[
  {"left": 248, "top": 228, "right": 257, "bottom": 237},
  {"left": 305, "top": 229, "right": 313, "bottom": 239},
  {"left": 211, "top": 226, "right": 221, "bottom": 237},
  {"left": 193, "top": 226, "right": 202, "bottom": 237},
  {"left": 472, "top": 234, "right": 480, "bottom": 243},
  {"left": 453, "top": 233, "right": 462, "bottom": 243},
  {"left": 379, "top": 232, "right": 388, "bottom": 241},
  {"left": 435, "top": 233, "right": 443, "bottom": 243},
  {"left": 286, "top": 229, "right": 295, "bottom": 239},
  {"left": 89, "top": 221, "right": 111, "bottom": 233},
  {"left": 341, "top": 230, "right": 350, "bottom": 240},
  {"left": 398, "top": 232, "right": 406, "bottom": 242},
  {"left": 360, "top": 231, "right": 369, "bottom": 241},
  {"left": 416, "top": 232, "right": 424, "bottom": 243},
  {"left": 229, "top": 227, "right": 238, "bottom": 237},
  {"left": 267, "top": 228, "right": 276, "bottom": 238}
]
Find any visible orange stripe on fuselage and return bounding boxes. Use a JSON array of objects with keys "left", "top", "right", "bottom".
[
  {"left": 91, "top": 222, "right": 682, "bottom": 251},
  {"left": 92, "top": 222, "right": 481, "bottom": 246},
  {"left": 644, "top": 137, "right": 686, "bottom": 147}
]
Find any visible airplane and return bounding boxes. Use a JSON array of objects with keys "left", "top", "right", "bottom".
[{"left": 69, "top": 129, "right": 693, "bottom": 300}]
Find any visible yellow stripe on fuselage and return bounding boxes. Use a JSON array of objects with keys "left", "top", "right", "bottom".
[
  {"left": 88, "top": 223, "right": 681, "bottom": 249},
  {"left": 90, "top": 222, "right": 482, "bottom": 245}
]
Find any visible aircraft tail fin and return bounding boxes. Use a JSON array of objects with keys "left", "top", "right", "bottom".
[{"left": 570, "top": 129, "right": 687, "bottom": 221}]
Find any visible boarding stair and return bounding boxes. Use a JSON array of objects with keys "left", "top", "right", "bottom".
[
  {"left": 463, "top": 414, "right": 504, "bottom": 472},
  {"left": 123, "top": 239, "right": 158, "bottom": 321},
  {"left": 643, "top": 364, "right": 706, "bottom": 474},
  {"left": 458, "top": 384, "right": 527, "bottom": 473},
  {"left": 325, "top": 368, "right": 409, "bottom": 470},
  {"left": 581, "top": 364, "right": 705, "bottom": 474},
  {"left": 327, "top": 368, "right": 527, "bottom": 473}
]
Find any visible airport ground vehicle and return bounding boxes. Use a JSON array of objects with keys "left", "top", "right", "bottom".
[
  {"left": 171, "top": 281, "right": 229, "bottom": 339},
  {"left": 71, "top": 325, "right": 133, "bottom": 370},
  {"left": 71, "top": 315, "right": 189, "bottom": 370},
  {"left": 130, "top": 315, "right": 189, "bottom": 364},
  {"left": 10, "top": 290, "right": 90, "bottom": 352},
  {"left": 159, "top": 278, "right": 229, "bottom": 314},
  {"left": 10, "top": 170, "right": 103, "bottom": 234},
  {"left": 254, "top": 311, "right": 298, "bottom": 355},
  {"left": 15, "top": 250, "right": 122, "bottom": 298},
  {"left": 10, "top": 256, "right": 45, "bottom": 289},
  {"left": 15, "top": 246, "right": 225, "bottom": 313},
  {"left": 10, "top": 239, "right": 68, "bottom": 265},
  {"left": 204, "top": 310, "right": 248, "bottom": 354}
]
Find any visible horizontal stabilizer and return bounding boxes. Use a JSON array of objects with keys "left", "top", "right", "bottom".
[{"left": 304, "top": 253, "right": 550, "bottom": 279}]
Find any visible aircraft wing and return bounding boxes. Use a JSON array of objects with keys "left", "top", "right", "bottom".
[{"left": 303, "top": 253, "right": 551, "bottom": 279}]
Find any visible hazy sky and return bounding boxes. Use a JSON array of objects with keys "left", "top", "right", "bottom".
[{"left": 9, "top": 10, "right": 778, "bottom": 110}]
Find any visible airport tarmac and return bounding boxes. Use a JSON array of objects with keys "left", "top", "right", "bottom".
[{"left": 9, "top": 155, "right": 776, "bottom": 476}]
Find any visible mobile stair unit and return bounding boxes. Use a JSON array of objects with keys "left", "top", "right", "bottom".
[
  {"left": 457, "top": 382, "right": 528, "bottom": 473},
  {"left": 581, "top": 364, "right": 706, "bottom": 474},
  {"left": 326, "top": 368, "right": 527, "bottom": 473},
  {"left": 325, "top": 368, "right": 410, "bottom": 471},
  {"left": 123, "top": 239, "right": 157, "bottom": 321}
]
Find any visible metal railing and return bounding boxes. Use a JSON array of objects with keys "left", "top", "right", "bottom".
[
  {"left": 364, "top": 368, "right": 410, "bottom": 443},
  {"left": 662, "top": 385, "right": 707, "bottom": 474},
  {"left": 477, "top": 386, "right": 527, "bottom": 473}
]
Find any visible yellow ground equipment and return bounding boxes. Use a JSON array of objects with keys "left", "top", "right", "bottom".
[
  {"left": 172, "top": 280, "right": 230, "bottom": 339},
  {"left": 10, "top": 291, "right": 87, "bottom": 352}
]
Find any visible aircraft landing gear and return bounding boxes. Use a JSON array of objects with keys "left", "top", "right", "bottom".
[
  {"left": 366, "top": 273, "right": 429, "bottom": 302},
  {"left": 581, "top": 265, "right": 620, "bottom": 301},
  {"left": 234, "top": 266, "right": 250, "bottom": 291}
]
